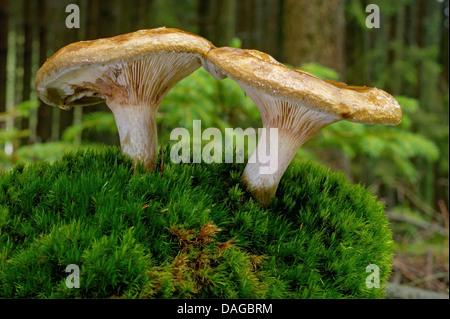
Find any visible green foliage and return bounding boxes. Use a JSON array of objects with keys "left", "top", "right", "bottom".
[
  {"left": 292, "top": 63, "right": 439, "bottom": 184},
  {"left": 158, "top": 68, "right": 261, "bottom": 142},
  {"left": 344, "top": 0, "right": 449, "bottom": 229},
  {"left": 0, "top": 100, "right": 41, "bottom": 166},
  {"left": 295, "top": 63, "right": 440, "bottom": 186},
  {"left": 0, "top": 100, "right": 40, "bottom": 121},
  {"left": 0, "top": 103, "right": 115, "bottom": 170},
  {"left": 299, "top": 62, "right": 340, "bottom": 81},
  {"left": 0, "top": 147, "right": 393, "bottom": 298},
  {"left": 61, "top": 112, "right": 117, "bottom": 143},
  {"left": 311, "top": 121, "right": 439, "bottom": 185}
]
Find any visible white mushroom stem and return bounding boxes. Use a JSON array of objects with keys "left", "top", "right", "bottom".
[
  {"left": 241, "top": 87, "right": 339, "bottom": 206},
  {"left": 107, "top": 101, "right": 158, "bottom": 171}
]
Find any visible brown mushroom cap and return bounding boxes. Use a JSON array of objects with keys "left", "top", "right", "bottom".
[
  {"left": 204, "top": 47, "right": 402, "bottom": 206},
  {"left": 35, "top": 27, "right": 215, "bottom": 108},
  {"left": 205, "top": 47, "right": 402, "bottom": 125}
]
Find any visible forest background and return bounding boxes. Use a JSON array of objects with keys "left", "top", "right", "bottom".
[{"left": 0, "top": 0, "right": 448, "bottom": 298}]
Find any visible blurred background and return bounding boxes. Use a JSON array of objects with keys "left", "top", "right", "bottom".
[{"left": 0, "top": 0, "right": 448, "bottom": 298}]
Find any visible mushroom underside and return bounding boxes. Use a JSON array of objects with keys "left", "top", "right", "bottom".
[
  {"left": 241, "top": 85, "right": 339, "bottom": 206},
  {"left": 45, "top": 52, "right": 202, "bottom": 170}
]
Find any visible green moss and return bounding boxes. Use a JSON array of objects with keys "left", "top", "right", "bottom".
[{"left": 0, "top": 146, "right": 393, "bottom": 298}]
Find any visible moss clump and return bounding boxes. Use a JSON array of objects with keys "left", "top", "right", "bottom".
[{"left": 0, "top": 146, "right": 393, "bottom": 298}]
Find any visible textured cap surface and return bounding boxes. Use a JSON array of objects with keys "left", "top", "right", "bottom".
[{"left": 206, "top": 47, "right": 402, "bottom": 125}]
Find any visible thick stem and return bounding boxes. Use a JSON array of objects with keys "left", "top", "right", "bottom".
[
  {"left": 107, "top": 101, "right": 158, "bottom": 172},
  {"left": 238, "top": 85, "right": 339, "bottom": 206},
  {"left": 242, "top": 129, "right": 305, "bottom": 206}
]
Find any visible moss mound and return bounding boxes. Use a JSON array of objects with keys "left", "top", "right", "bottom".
[{"left": 0, "top": 146, "right": 393, "bottom": 298}]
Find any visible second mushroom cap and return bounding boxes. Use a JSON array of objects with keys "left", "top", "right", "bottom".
[{"left": 204, "top": 47, "right": 402, "bottom": 206}]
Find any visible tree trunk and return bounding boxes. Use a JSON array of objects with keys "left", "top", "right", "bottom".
[
  {"left": 21, "top": 0, "right": 35, "bottom": 145},
  {"left": 344, "top": 0, "right": 369, "bottom": 85},
  {"left": 53, "top": 0, "right": 80, "bottom": 140},
  {"left": 258, "top": 0, "right": 283, "bottom": 59},
  {"left": 441, "top": 0, "right": 449, "bottom": 87},
  {"left": 81, "top": 0, "right": 119, "bottom": 146},
  {"left": 36, "top": 0, "right": 52, "bottom": 143},
  {"left": 197, "top": 0, "right": 236, "bottom": 47},
  {"left": 13, "top": 0, "right": 24, "bottom": 137},
  {"left": 419, "top": 0, "right": 444, "bottom": 207},
  {"left": 282, "top": 0, "right": 345, "bottom": 74},
  {"left": 282, "top": 0, "right": 348, "bottom": 177},
  {"left": 197, "top": 0, "right": 213, "bottom": 39},
  {"left": 213, "top": 0, "right": 236, "bottom": 47},
  {"left": 236, "top": 0, "right": 257, "bottom": 49},
  {"left": 0, "top": 0, "right": 9, "bottom": 115}
]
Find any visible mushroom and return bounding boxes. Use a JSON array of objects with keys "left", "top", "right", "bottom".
[
  {"left": 35, "top": 27, "right": 214, "bottom": 171},
  {"left": 204, "top": 47, "right": 402, "bottom": 206}
]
